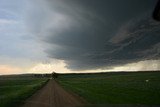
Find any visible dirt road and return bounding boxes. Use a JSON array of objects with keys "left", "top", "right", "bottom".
[{"left": 22, "top": 80, "right": 84, "bottom": 107}]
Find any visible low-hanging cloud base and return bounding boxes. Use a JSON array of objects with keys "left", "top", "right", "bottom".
[{"left": 27, "top": 0, "right": 160, "bottom": 71}]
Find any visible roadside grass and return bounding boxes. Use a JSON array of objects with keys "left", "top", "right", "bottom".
[
  {"left": 58, "top": 72, "right": 160, "bottom": 105},
  {"left": 0, "top": 77, "right": 48, "bottom": 107}
]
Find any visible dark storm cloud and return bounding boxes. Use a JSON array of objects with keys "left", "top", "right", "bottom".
[{"left": 29, "top": 0, "right": 160, "bottom": 70}]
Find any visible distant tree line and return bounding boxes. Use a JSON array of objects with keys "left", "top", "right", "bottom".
[{"left": 34, "top": 72, "right": 58, "bottom": 78}]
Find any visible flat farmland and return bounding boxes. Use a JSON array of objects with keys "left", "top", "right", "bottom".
[
  {"left": 0, "top": 75, "right": 48, "bottom": 107},
  {"left": 58, "top": 72, "right": 160, "bottom": 106}
]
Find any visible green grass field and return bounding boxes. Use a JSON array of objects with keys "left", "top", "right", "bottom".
[
  {"left": 58, "top": 72, "right": 160, "bottom": 105},
  {"left": 0, "top": 76, "right": 48, "bottom": 107}
]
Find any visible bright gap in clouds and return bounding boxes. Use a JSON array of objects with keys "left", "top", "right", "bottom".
[
  {"left": 27, "top": 60, "right": 160, "bottom": 74},
  {"left": 28, "top": 60, "right": 70, "bottom": 74},
  {"left": 109, "top": 60, "right": 160, "bottom": 71},
  {"left": 0, "top": 59, "right": 159, "bottom": 75}
]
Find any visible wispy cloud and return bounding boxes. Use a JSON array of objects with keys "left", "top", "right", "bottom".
[{"left": 0, "top": 19, "right": 17, "bottom": 25}]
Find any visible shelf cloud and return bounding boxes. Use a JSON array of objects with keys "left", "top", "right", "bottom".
[{"left": 27, "top": 0, "right": 160, "bottom": 71}]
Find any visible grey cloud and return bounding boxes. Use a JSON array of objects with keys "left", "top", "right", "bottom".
[{"left": 28, "top": 0, "right": 160, "bottom": 70}]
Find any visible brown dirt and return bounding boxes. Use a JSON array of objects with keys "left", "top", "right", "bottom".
[{"left": 22, "top": 79, "right": 84, "bottom": 107}]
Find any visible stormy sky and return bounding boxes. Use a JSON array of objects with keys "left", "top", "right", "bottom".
[{"left": 0, "top": 0, "right": 160, "bottom": 74}]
